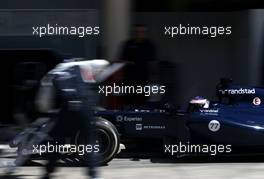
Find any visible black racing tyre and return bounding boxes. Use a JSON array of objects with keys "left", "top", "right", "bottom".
[{"left": 74, "top": 117, "right": 120, "bottom": 165}]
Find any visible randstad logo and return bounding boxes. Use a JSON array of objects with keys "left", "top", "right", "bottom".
[{"left": 219, "top": 88, "right": 255, "bottom": 95}]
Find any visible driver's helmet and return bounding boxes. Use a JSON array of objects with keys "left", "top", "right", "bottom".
[{"left": 189, "top": 96, "right": 210, "bottom": 109}]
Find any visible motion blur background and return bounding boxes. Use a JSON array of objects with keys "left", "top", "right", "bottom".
[
  {"left": 1, "top": 0, "right": 264, "bottom": 126},
  {"left": 1, "top": 1, "right": 264, "bottom": 179}
]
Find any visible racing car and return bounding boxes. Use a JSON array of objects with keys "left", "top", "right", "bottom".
[
  {"left": 94, "top": 78, "right": 264, "bottom": 158},
  {"left": 9, "top": 59, "right": 264, "bottom": 166}
]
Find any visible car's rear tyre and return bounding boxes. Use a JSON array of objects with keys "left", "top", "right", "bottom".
[{"left": 74, "top": 118, "right": 120, "bottom": 166}]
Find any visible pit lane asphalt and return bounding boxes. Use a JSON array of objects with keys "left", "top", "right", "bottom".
[{"left": 1, "top": 156, "right": 264, "bottom": 179}]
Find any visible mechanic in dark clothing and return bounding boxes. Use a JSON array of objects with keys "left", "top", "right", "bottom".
[
  {"left": 119, "top": 24, "right": 157, "bottom": 105},
  {"left": 41, "top": 65, "right": 99, "bottom": 179}
]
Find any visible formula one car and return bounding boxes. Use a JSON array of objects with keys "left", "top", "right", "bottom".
[
  {"left": 94, "top": 78, "right": 264, "bottom": 158},
  {"left": 9, "top": 59, "right": 264, "bottom": 166}
]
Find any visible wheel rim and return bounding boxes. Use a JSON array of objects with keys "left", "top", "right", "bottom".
[
  {"left": 94, "top": 128, "right": 111, "bottom": 155},
  {"left": 75, "top": 128, "right": 112, "bottom": 158}
]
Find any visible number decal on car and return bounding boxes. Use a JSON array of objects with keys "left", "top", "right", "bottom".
[{"left": 208, "top": 120, "right": 220, "bottom": 132}]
